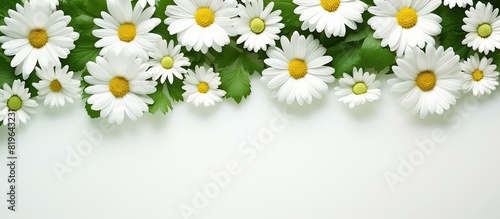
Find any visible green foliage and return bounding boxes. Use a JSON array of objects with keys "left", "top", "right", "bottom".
[
  {"left": 149, "top": 82, "right": 173, "bottom": 114},
  {"left": 213, "top": 44, "right": 264, "bottom": 103},
  {"left": 439, "top": 5, "right": 475, "bottom": 59},
  {"left": 166, "top": 78, "right": 185, "bottom": 102},
  {"left": 359, "top": 34, "right": 396, "bottom": 71}
]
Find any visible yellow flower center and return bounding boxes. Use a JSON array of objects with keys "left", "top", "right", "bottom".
[
  {"left": 352, "top": 82, "right": 368, "bottom": 95},
  {"left": 197, "top": 82, "right": 209, "bottom": 94},
  {"left": 161, "top": 56, "right": 174, "bottom": 69},
  {"left": 109, "top": 77, "right": 130, "bottom": 98},
  {"left": 472, "top": 69, "right": 484, "bottom": 82},
  {"left": 195, "top": 7, "right": 215, "bottom": 28},
  {"left": 320, "top": 0, "right": 340, "bottom": 12},
  {"left": 477, "top": 23, "right": 493, "bottom": 38},
  {"left": 7, "top": 95, "right": 22, "bottom": 111},
  {"left": 416, "top": 71, "right": 436, "bottom": 92},
  {"left": 50, "top": 79, "right": 63, "bottom": 92},
  {"left": 118, "top": 23, "right": 137, "bottom": 42},
  {"left": 396, "top": 7, "right": 418, "bottom": 29},
  {"left": 288, "top": 59, "right": 308, "bottom": 79},
  {"left": 250, "top": 18, "right": 266, "bottom": 34},
  {"left": 29, "top": 29, "right": 48, "bottom": 49}
]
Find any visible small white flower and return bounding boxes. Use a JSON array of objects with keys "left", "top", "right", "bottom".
[
  {"left": 462, "top": 54, "right": 499, "bottom": 97},
  {"left": 294, "top": 0, "right": 367, "bottom": 38},
  {"left": 0, "top": 0, "right": 79, "bottom": 79},
  {"left": 32, "top": 64, "right": 82, "bottom": 108},
  {"left": 443, "top": 0, "right": 473, "bottom": 8},
  {"left": 389, "top": 46, "right": 463, "bottom": 119},
  {"left": 182, "top": 66, "right": 226, "bottom": 107},
  {"left": 261, "top": 31, "right": 335, "bottom": 105},
  {"left": 93, "top": 0, "right": 162, "bottom": 61},
  {"left": 368, "top": 0, "right": 442, "bottom": 56},
  {"left": 462, "top": 2, "right": 500, "bottom": 55},
  {"left": 84, "top": 49, "right": 157, "bottom": 124},
  {"left": 147, "top": 40, "right": 191, "bottom": 84},
  {"left": 0, "top": 80, "right": 38, "bottom": 126},
  {"left": 138, "top": 0, "right": 156, "bottom": 8},
  {"left": 233, "top": 0, "right": 284, "bottom": 52},
  {"left": 165, "top": 0, "right": 238, "bottom": 54},
  {"left": 335, "top": 68, "right": 381, "bottom": 109}
]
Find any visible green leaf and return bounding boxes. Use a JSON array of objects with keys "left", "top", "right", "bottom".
[
  {"left": 438, "top": 5, "right": 474, "bottom": 59},
  {"left": 327, "top": 43, "right": 362, "bottom": 78},
  {"left": 151, "top": 0, "right": 175, "bottom": 39},
  {"left": 269, "top": 1, "right": 303, "bottom": 36},
  {"left": 359, "top": 34, "right": 396, "bottom": 71},
  {"left": 149, "top": 83, "right": 173, "bottom": 114},
  {"left": 85, "top": 102, "right": 101, "bottom": 119},
  {"left": 219, "top": 63, "right": 252, "bottom": 104},
  {"left": 61, "top": 32, "right": 100, "bottom": 73},
  {"left": 166, "top": 78, "right": 185, "bottom": 102}
]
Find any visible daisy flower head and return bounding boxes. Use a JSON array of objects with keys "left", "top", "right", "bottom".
[
  {"left": 84, "top": 49, "right": 158, "bottom": 124},
  {"left": 462, "top": 53, "right": 499, "bottom": 97},
  {"left": 389, "top": 45, "right": 463, "bottom": 119},
  {"left": 32, "top": 64, "right": 82, "bottom": 108},
  {"left": 0, "top": 80, "right": 38, "bottom": 126},
  {"left": 293, "top": 0, "right": 368, "bottom": 38},
  {"left": 443, "top": 0, "right": 473, "bottom": 8},
  {"left": 0, "top": 0, "right": 79, "bottom": 79},
  {"left": 182, "top": 66, "right": 226, "bottom": 107},
  {"left": 93, "top": 0, "right": 162, "bottom": 61},
  {"left": 261, "top": 31, "right": 335, "bottom": 105},
  {"left": 335, "top": 67, "right": 381, "bottom": 109},
  {"left": 139, "top": 0, "right": 156, "bottom": 8},
  {"left": 368, "top": 0, "right": 442, "bottom": 56},
  {"left": 147, "top": 39, "right": 191, "bottom": 84},
  {"left": 165, "top": 0, "right": 239, "bottom": 54},
  {"left": 232, "top": 0, "right": 285, "bottom": 52},
  {"left": 462, "top": 2, "right": 500, "bottom": 55}
]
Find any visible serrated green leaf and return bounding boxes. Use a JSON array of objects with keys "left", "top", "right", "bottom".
[
  {"left": 152, "top": 0, "right": 175, "bottom": 39},
  {"left": 359, "top": 34, "right": 396, "bottom": 71},
  {"left": 166, "top": 78, "right": 185, "bottom": 102},
  {"left": 61, "top": 32, "right": 100, "bottom": 73},
  {"left": 438, "top": 5, "right": 474, "bottom": 59},
  {"left": 219, "top": 58, "right": 252, "bottom": 103},
  {"left": 270, "top": 1, "right": 302, "bottom": 36},
  {"left": 149, "top": 83, "right": 173, "bottom": 114},
  {"left": 85, "top": 102, "right": 101, "bottom": 119}
]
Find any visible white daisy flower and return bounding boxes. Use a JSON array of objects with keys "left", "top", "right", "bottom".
[
  {"left": 32, "top": 64, "right": 82, "bottom": 108},
  {"left": 84, "top": 49, "right": 157, "bottom": 124},
  {"left": 462, "top": 2, "right": 500, "bottom": 55},
  {"left": 261, "top": 31, "right": 335, "bottom": 105},
  {"left": 0, "top": 80, "right": 38, "bottom": 126},
  {"left": 293, "top": 0, "right": 367, "bottom": 38},
  {"left": 443, "top": 0, "right": 473, "bottom": 8},
  {"left": 165, "top": 0, "right": 239, "bottom": 54},
  {"left": 93, "top": 0, "right": 162, "bottom": 61},
  {"left": 182, "top": 66, "right": 226, "bottom": 107},
  {"left": 368, "top": 0, "right": 442, "bottom": 56},
  {"left": 335, "top": 67, "right": 381, "bottom": 109},
  {"left": 462, "top": 53, "right": 499, "bottom": 97},
  {"left": 147, "top": 39, "right": 191, "bottom": 84},
  {"left": 139, "top": 0, "right": 156, "bottom": 8},
  {"left": 232, "top": 0, "right": 285, "bottom": 52},
  {"left": 0, "top": 0, "right": 79, "bottom": 79},
  {"left": 389, "top": 46, "right": 463, "bottom": 119}
]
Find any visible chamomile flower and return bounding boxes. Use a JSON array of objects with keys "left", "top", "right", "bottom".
[
  {"left": 147, "top": 40, "right": 191, "bottom": 84},
  {"left": 335, "top": 68, "right": 381, "bottom": 109},
  {"left": 0, "top": 80, "right": 38, "bottom": 126},
  {"left": 389, "top": 46, "right": 463, "bottom": 119},
  {"left": 462, "top": 53, "right": 499, "bottom": 97},
  {"left": 32, "top": 64, "right": 81, "bottom": 108},
  {"left": 293, "top": 0, "right": 367, "bottom": 38},
  {"left": 368, "top": 0, "right": 442, "bottom": 56},
  {"left": 93, "top": 0, "right": 162, "bottom": 61},
  {"left": 443, "top": 0, "right": 473, "bottom": 8},
  {"left": 232, "top": 0, "right": 284, "bottom": 52},
  {"left": 139, "top": 0, "right": 156, "bottom": 8},
  {"left": 84, "top": 50, "right": 157, "bottom": 124},
  {"left": 462, "top": 2, "right": 500, "bottom": 55},
  {"left": 261, "top": 31, "right": 335, "bottom": 105},
  {"left": 182, "top": 66, "right": 226, "bottom": 107},
  {"left": 0, "top": 0, "right": 79, "bottom": 79},
  {"left": 165, "top": 0, "right": 238, "bottom": 54}
]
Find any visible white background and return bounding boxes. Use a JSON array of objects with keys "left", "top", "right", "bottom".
[{"left": 1, "top": 75, "right": 500, "bottom": 219}]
